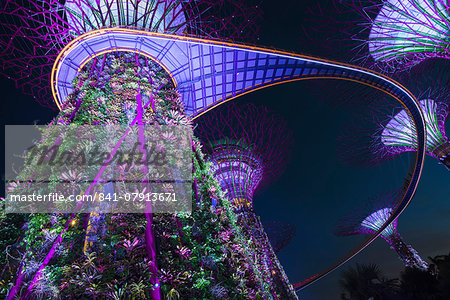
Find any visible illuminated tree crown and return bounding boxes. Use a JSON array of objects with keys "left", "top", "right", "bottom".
[
  {"left": 337, "top": 62, "right": 450, "bottom": 169},
  {"left": 195, "top": 102, "right": 293, "bottom": 210},
  {"left": 0, "top": 0, "right": 262, "bottom": 108},
  {"left": 335, "top": 192, "right": 429, "bottom": 270},
  {"left": 368, "top": 0, "right": 450, "bottom": 69}
]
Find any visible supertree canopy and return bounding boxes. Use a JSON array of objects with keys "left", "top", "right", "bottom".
[
  {"left": 0, "top": 0, "right": 262, "bottom": 109},
  {"left": 195, "top": 102, "right": 293, "bottom": 210},
  {"left": 0, "top": 0, "right": 433, "bottom": 296},
  {"left": 338, "top": 61, "right": 450, "bottom": 169},
  {"left": 208, "top": 141, "right": 263, "bottom": 210},
  {"left": 367, "top": 0, "right": 450, "bottom": 69},
  {"left": 380, "top": 98, "right": 450, "bottom": 168},
  {"left": 311, "top": 0, "right": 450, "bottom": 72},
  {"left": 335, "top": 192, "right": 429, "bottom": 270},
  {"left": 195, "top": 102, "right": 297, "bottom": 298}
]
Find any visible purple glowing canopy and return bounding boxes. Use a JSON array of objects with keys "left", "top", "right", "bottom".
[
  {"left": 51, "top": 31, "right": 429, "bottom": 289},
  {"left": 53, "top": 28, "right": 428, "bottom": 119},
  {"left": 0, "top": 0, "right": 262, "bottom": 108},
  {"left": 3, "top": 22, "right": 429, "bottom": 290},
  {"left": 336, "top": 61, "right": 450, "bottom": 169},
  {"left": 194, "top": 102, "right": 293, "bottom": 208},
  {"left": 367, "top": 0, "right": 450, "bottom": 68},
  {"left": 335, "top": 192, "right": 429, "bottom": 270}
]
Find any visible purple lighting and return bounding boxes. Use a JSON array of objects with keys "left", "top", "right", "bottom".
[
  {"left": 335, "top": 192, "right": 429, "bottom": 270},
  {"left": 360, "top": 208, "right": 397, "bottom": 238},
  {"left": 338, "top": 62, "right": 450, "bottom": 169},
  {"left": 64, "top": 0, "right": 188, "bottom": 34},
  {"left": 367, "top": 0, "right": 450, "bottom": 69},
  {"left": 0, "top": 0, "right": 262, "bottom": 109},
  {"left": 209, "top": 143, "right": 263, "bottom": 209},
  {"left": 380, "top": 98, "right": 450, "bottom": 169},
  {"left": 314, "top": 0, "right": 450, "bottom": 72},
  {"left": 195, "top": 102, "right": 297, "bottom": 298},
  {"left": 195, "top": 102, "right": 293, "bottom": 211}
]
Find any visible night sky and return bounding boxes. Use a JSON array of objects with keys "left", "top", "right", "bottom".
[{"left": 1, "top": 1, "right": 449, "bottom": 299}]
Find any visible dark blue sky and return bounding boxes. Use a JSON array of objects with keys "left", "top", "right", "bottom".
[
  {"left": 250, "top": 1, "right": 450, "bottom": 299},
  {"left": 1, "top": 1, "right": 449, "bottom": 299}
]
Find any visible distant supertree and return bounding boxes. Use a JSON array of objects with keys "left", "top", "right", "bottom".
[
  {"left": 0, "top": 0, "right": 262, "bottom": 109},
  {"left": 195, "top": 102, "right": 293, "bottom": 210},
  {"left": 338, "top": 62, "right": 450, "bottom": 169},
  {"left": 365, "top": 0, "right": 450, "bottom": 70},
  {"left": 263, "top": 220, "right": 297, "bottom": 253},
  {"left": 335, "top": 191, "right": 429, "bottom": 270},
  {"left": 0, "top": 1, "right": 263, "bottom": 299},
  {"left": 195, "top": 102, "right": 297, "bottom": 299},
  {"left": 310, "top": 0, "right": 450, "bottom": 72}
]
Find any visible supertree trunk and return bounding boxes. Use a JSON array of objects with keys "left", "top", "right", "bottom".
[
  {"left": 384, "top": 232, "right": 429, "bottom": 270},
  {"left": 8, "top": 52, "right": 174, "bottom": 299},
  {"left": 232, "top": 207, "right": 297, "bottom": 299},
  {"left": 194, "top": 102, "right": 297, "bottom": 298},
  {"left": 250, "top": 212, "right": 298, "bottom": 299},
  {"left": 6, "top": 51, "right": 280, "bottom": 299}
]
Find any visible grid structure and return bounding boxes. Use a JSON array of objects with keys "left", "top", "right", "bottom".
[
  {"left": 52, "top": 30, "right": 428, "bottom": 290},
  {"left": 52, "top": 28, "right": 429, "bottom": 124},
  {"left": 209, "top": 145, "right": 263, "bottom": 210}
]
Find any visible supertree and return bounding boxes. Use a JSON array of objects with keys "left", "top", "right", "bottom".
[
  {"left": 335, "top": 191, "right": 429, "bottom": 270},
  {"left": 0, "top": 0, "right": 432, "bottom": 296},
  {"left": 263, "top": 220, "right": 297, "bottom": 253},
  {"left": 0, "top": 1, "right": 265, "bottom": 299},
  {"left": 337, "top": 61, "right": 450, "bottom": 169},
  {"left": 194, "top": 102, "right": 297, "bottom": 299},
  {"left": 309, "top": 0, "right": 450, "bottom": 72},
  {"left": 0, "top": 0, "right": 262, "bottom": 109},
  {"left": 195, "top": 102, "right": 293, "bottom": 211},
  {"left": 365, "top": 0, "right": 450, "bottom": 70}
]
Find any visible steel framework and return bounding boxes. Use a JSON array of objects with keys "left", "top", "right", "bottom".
[{"left": 36, "top": 28, "right": 431, "bottom": 290}]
